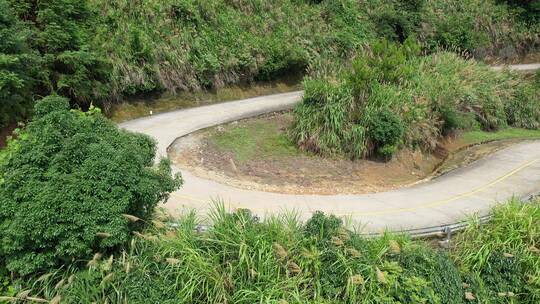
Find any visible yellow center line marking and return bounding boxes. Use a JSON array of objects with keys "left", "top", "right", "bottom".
[
  {"left": 169, "top": 158, "right": 539, "bottom": 217},
  {"left": 348, "top": 158, "right": 538, "bottom": 216}
]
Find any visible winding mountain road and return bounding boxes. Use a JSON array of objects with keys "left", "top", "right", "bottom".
[{"left": 120, "top": 64, "right": 540, "bottom": 236}]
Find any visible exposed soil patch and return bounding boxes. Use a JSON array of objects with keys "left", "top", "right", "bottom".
[
  {"left": 169, "top": 112, "right": 537, "bottom": 195},
  {"left": 434, "top": 138, "right": 522, "bottom": 176},
  {"left": 484, "top": 51, "right": 540, "bottom": 65},
  {"left": 0, "top": 123, "right": 17, "bottom": 148}
]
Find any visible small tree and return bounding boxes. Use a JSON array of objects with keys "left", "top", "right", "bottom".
[{"left": 0, "top": 96, "right": 182, "bottom": 275}]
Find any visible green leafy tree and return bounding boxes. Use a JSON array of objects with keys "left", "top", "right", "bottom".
[
  {"left": 0, "top": 0, "right": 38, "bottom": 128},
  {"left": 0, "top": 96, "right": 182, "bottom": 275},
  {"left": 7, "top": 0, "right": 110, "bottom": 108}
]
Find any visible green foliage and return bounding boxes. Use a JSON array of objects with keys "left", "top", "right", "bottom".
[
  {"left": 4, "top": 200, "right": 540, "bottom": 303},
  {"left": 0, "top": 268, "right": 15, "bottom": 298},
  {"left": 367, "top": 109, "right": 405, "bottom": 158},
  {"left": 348, "top": 38, "right": 420, "bottom": 92},
  {"left": 419, "top": 0, "right": 494, "bottom": 53},
  {"left": 363, "top": 0, "right": 425, "bottom": 42},
  {"left": 2, "top": 0, "right": 110, "bottom": 114},
  {"left": 419, "top": 0, "right": 539, "bottom": 57},
  {"left": 291, "top": 39, "right": 540, "bottom": 159},
  {"left": 304, "top": 211, "right": 343, "bottom": 242},
  {"left": 0, "top": 96, "right": 182, "bottom": 275},
  {"left": 453, "top": 200, "right": 540, "bottom": 303},
  {"left": 7, "top": 206, "right": 462, "bottom": 303},
  {"left": 479, "top": 252, "right": 527, "bottom": 300},
  {"left": 85, "top": 0, "right": 373, "bottom": 97},
  {"left": 499, "top": 0, "right": 540, "bottom": 25},
  {"left": 398, "top": 247, "right": 464, "bottom": 304},
  {"left": 0, "top": 0, "right": 38, "bottom": 128}
]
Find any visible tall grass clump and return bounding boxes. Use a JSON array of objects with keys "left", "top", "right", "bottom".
[
  {"left": 4, "top": 200, "right": 540, "bottom": 303},
  {"left": 7, "top": 206, "right": 465, "bottom": 303},
  {"left": 290, "top": 38, "right": 540, "bottom": 159},
  {"left": 453, "top": 199, "right": 540, "bottom": 303}
]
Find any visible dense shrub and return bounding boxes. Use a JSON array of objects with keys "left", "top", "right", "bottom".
[
  {"left": 290, "top": 39, "right": 540, "bottom": 159},
  {"left": 398, "top": 247, "right": 463, "bottom": 304},
  {"left": 363, "top": 0, "right": 425, "bottom": 42},
  {"left": 0, "top": 96, "right": 182, "bottom": 275},
  {"left": 367, "top": 109, "right": 405, "bottom": 158},
  {"left": 0, "top": 0, "right": 38, "bottom": 128}
]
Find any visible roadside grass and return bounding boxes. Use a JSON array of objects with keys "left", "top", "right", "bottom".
[
  {"left": 108, "top": 77, "right": 301, "bottom": 123},
  {"left": 461, "top": 128, "right": 540, "bottom": 145},
  {"left": 206, "top": 110, "right": 540, "bottom": 165},
  {"left": 210, "top": 114, "right": 301, "bottom": 163},
  {"left": 452, "top": 199, "right": 540, "bottom": 303},
  {"left": 5, "top": 199, "right": 540, "bottom": 303}
]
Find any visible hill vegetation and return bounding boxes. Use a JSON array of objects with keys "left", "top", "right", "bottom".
[
  {"left": 290, "top": 39, "right": 540, "bottom": 159},
  {"left": 1, "top": 0, "right": 538, "bottom": 128},
  {"left": 1, "top": 199, "right": 540, "bottom": 303},
  {"left": 1, "top": 1, "right": 540, "bottom": 302}
]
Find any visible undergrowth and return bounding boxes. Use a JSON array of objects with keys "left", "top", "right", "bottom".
[
  {"left": 453, "top": 200, "right": 540, "bottom": 303},
  {"left": 2, "top": 0, "right": 538, "bottom": 127},
  {"left": 3, "top": 200, "right": 540, "bottom": 303}
]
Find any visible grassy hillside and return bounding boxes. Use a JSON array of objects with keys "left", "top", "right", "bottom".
[
  {"left": 89, "top": 0, "right": 539, "bottom": 99},
  {"left": 88, "top": 0, "right": 370, "bottom": 98},
  {"left": 290, "top": 39, "right": 540, "bottom": 159},
  {"left": 1, "top": 0, "right": 538, "bottom": 128}
]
